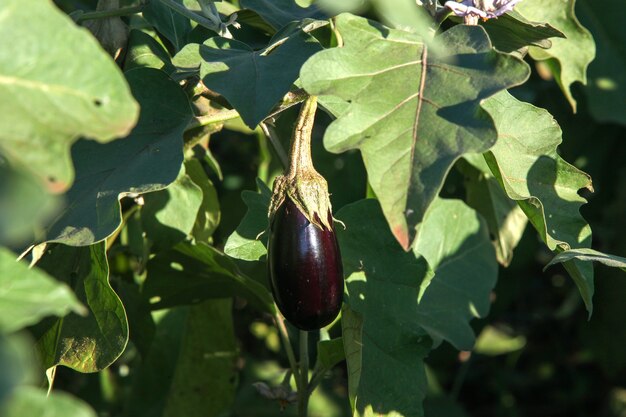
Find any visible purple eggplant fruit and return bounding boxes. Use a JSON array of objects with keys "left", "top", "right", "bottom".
[
  {"left": 268, "top": 198, "right": 343, "bottom": 330},
  {"left": 266, "top": 96, "right": 344, "bottom": 330}
]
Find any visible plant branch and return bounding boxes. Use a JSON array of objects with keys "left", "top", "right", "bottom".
[
  {"left": 298, "top": 330, "right": 310, "bottom": 417},
  {"left": 75, "top": 5, "right": 143, "bottom": 22},
  {"left": 274, "top": 312, "right": 301, "bottom": 389},
  {"left": 187, "top": 109, "right": 240, "bottom": 130}
]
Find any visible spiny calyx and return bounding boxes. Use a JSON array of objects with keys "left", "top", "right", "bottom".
[{"left": 268, "top": 96, "right": 334, "bottom": 231}]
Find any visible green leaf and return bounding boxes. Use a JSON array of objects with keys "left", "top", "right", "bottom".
[
  {"left": 141, "top": 165, "right": 203, "bottom": 252},
  {"left": 460, "top": 159, "right": 528, "bottom": 266},
  {"left": 337, "top": 200, "right": 432, "bottom": 417},
  {"left": 143, "top": 0, "right": 193, "bottom": 51},
  {"left": 516, "top": 0, "right": 595, "bottom": 112},
  {"left": 301, "top": 14, "right": 529, "bottom": 250},
  {"left": 482, "top": 12, "right": 565, "bottom": 53},
  {"left": 185, "top": 159, "right": 220, "bottom": 242},
  {"left": 239, "top": 0, "right": 329, "bottom": 30},
  {"left": 413, "top": 198, "right": 498, "bottom": 350},
  {"left": 0, "top": 0, "right": 139, "bottom": 192},
  {"left": 316, "top": 338, "right": 345, "bottom": 371},
  {"left": 224, "top": 179, "right": 272, "bottom": 261},
  {"left": 578, "top": 0, "right": 626, "bottom": 125},
  {"left": 545, "top": 248, "right": 626, "bottom": 273},
  {"left": 43, "top": 68, "right": 193, "bottom": 246},
  {"left": 33, "top": 242, "right": 129, "bottom": 373},
  {"left": 337, "top": 198, "right": 497, "bottom": 415},
  {"left": 0, "top": 164, "right": 59, "bottom": 246},
  {"left": 144, "top": 242, "right": 274, "bottom": 314},
  {"left": 0, "top": 387, "right": 96, "bottom": 417},
  {"left": 0, "top": 247, "right": 84, "bottom": 333},
  {"left": 124, "top": 29, "right": 176, "bottom": 72},
  {"left": 200, "top": 23, "right": 323, "bottom": 128},
  {"left": 473, "top": 325, "right": 526, "bottom": 356},
  {"left": 126, "top": 302, "right": 238, "bottom": 417},
  {"left": 0, "top": 334, "right": 38, "bottom": 405},
  {"left": 482, "top": 91, "right": 594, "bottom": 314}
]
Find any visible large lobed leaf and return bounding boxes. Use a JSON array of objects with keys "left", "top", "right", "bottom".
[
  {"left": 482, "top": 92, "right": 594, "bottom": 313},
  {"left": 43, "top": 68, "right": 193, "bottom": 246},
  {"left": 516, "top": 0, "right": 595, "bottom": 112},
  {"left": 337, "top": 198, "right": 496, "bottom": 416},
  {"left": 32, "top": 242, "right": 128, "bottom": 373},
  {"left": 0, "top": 248, "right": 84, "bottom": 333},
  {"left": 197, "top": 23, "right": 323, "bottom": 128},
  {"left": 0, "top": 0, "right": 138, "bottom": 192},
  {"left": 301, "top": 13, "right": 529, "bottom": 250}
]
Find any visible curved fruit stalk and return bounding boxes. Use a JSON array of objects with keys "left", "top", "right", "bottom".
[{"left": 267, "top": 96, "right": 344, "bottom": 330}]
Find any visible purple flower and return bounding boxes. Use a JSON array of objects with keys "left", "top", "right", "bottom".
[{"left": 444, "top": 0, "right": 524, "bottom": 20}]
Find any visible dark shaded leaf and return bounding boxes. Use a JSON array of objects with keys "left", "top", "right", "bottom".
[
  {"left": 144, "top": 242, "right": 274, "bottom": 313},
  {"left": 43, "top": 68, "right": 193, "bottom": 246},
  {"left": 240, "top": 0, "right": 329, "bottom": 30},
  {"left": 33, "top": 242, "right": 128, "bottom": 373}
]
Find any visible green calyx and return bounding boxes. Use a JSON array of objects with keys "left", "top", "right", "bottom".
[{"left": 268, "top": 96, "right": 334, "bottom": 231}]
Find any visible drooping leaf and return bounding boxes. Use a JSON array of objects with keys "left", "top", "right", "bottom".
[
  {"left": 0, "top": 387, "right": 96, "bottom": 417},
  {"left": 482, "top": 91, "right": 594, "bottom": 314},
  {"left": 199, "top": 23, "right": 323, "bottom": 128},
  {"left": 43, "top": 68, "right": 193, "bottom": 246},
  {"left": 144, "top": 242, "right": 274, "bottom": 314},
  {"left": 0, "top": 0, "right": 139, "bottom": 192},
  {"left": 0, "top": 247, "right": 84, "bottom": 333},
  {"left": 482, "top": 11, "right": 565, "bottom": 53},
  {"left": 141, "top": 165, "right": 203, "bottom": 252},
  {"left": 337, "top": 200, "right": 432, "bottom": 417},
  {"left": 578, "top": 0, "right": 626, "bottom": 126},
  {"left": 185, "top": 159, "right": 220, "bottom": 243},
  {"left": 124, "top": 29, "right": 176, "bottom": 72},
  {"left": 460, "top": 158, "right": 528, "bottom": 266},
  {"left": 545, "top": 248, "right": 626, "bottom": 273},
  {"left": 413, "top": 198, "right": 498, "bottom": 350},
  {"left": 516, "top": 0, "right": 595, "bottom": 112},
  {"left": 33, "top": 242, "right": 129, "bottom": 373},
  {"left": 239, "top": 0, "right": 329, "bottom": 30},
  {"left": 301, "top": 14, "right": 529, "bottom": 250},
  {"left": 224, "top": 179, "right": 272, "bottom": 261},
  {"left": 143, "top": 0, "right": 193, "bottom": 51}
]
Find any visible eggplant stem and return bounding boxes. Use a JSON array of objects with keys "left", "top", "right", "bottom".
[
  {"left": 287, "top": 96, "right": 318, "bottom": 177},
  {"left": 298, "top": 330, "right": 310, "bottom": 417},
  {"left": 274, "top": 312, "right": 301, "bottom": 388}
]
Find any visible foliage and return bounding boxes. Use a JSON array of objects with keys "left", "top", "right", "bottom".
[{"left": 1, "top": 0, "right": 625, "bottom": 416}]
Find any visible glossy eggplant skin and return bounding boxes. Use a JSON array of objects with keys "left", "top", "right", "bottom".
[{"left": 268, "top": 198, "right": 343, "bottom": 331}]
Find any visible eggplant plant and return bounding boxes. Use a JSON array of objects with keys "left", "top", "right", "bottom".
[{"left": 1, "top": 0, "right": 626, "bottom": 417}]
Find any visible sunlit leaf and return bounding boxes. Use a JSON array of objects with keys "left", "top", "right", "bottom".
[
  {"left": 302, "top": 14, "right": 529, "bottom": 250},
  {"left": 0, "top": 0, "right": 138, "bottom": 192}
]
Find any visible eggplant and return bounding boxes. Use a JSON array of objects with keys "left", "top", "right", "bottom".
[{"left": 268, "top": 198, "right": 343, "bottom": 330}]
